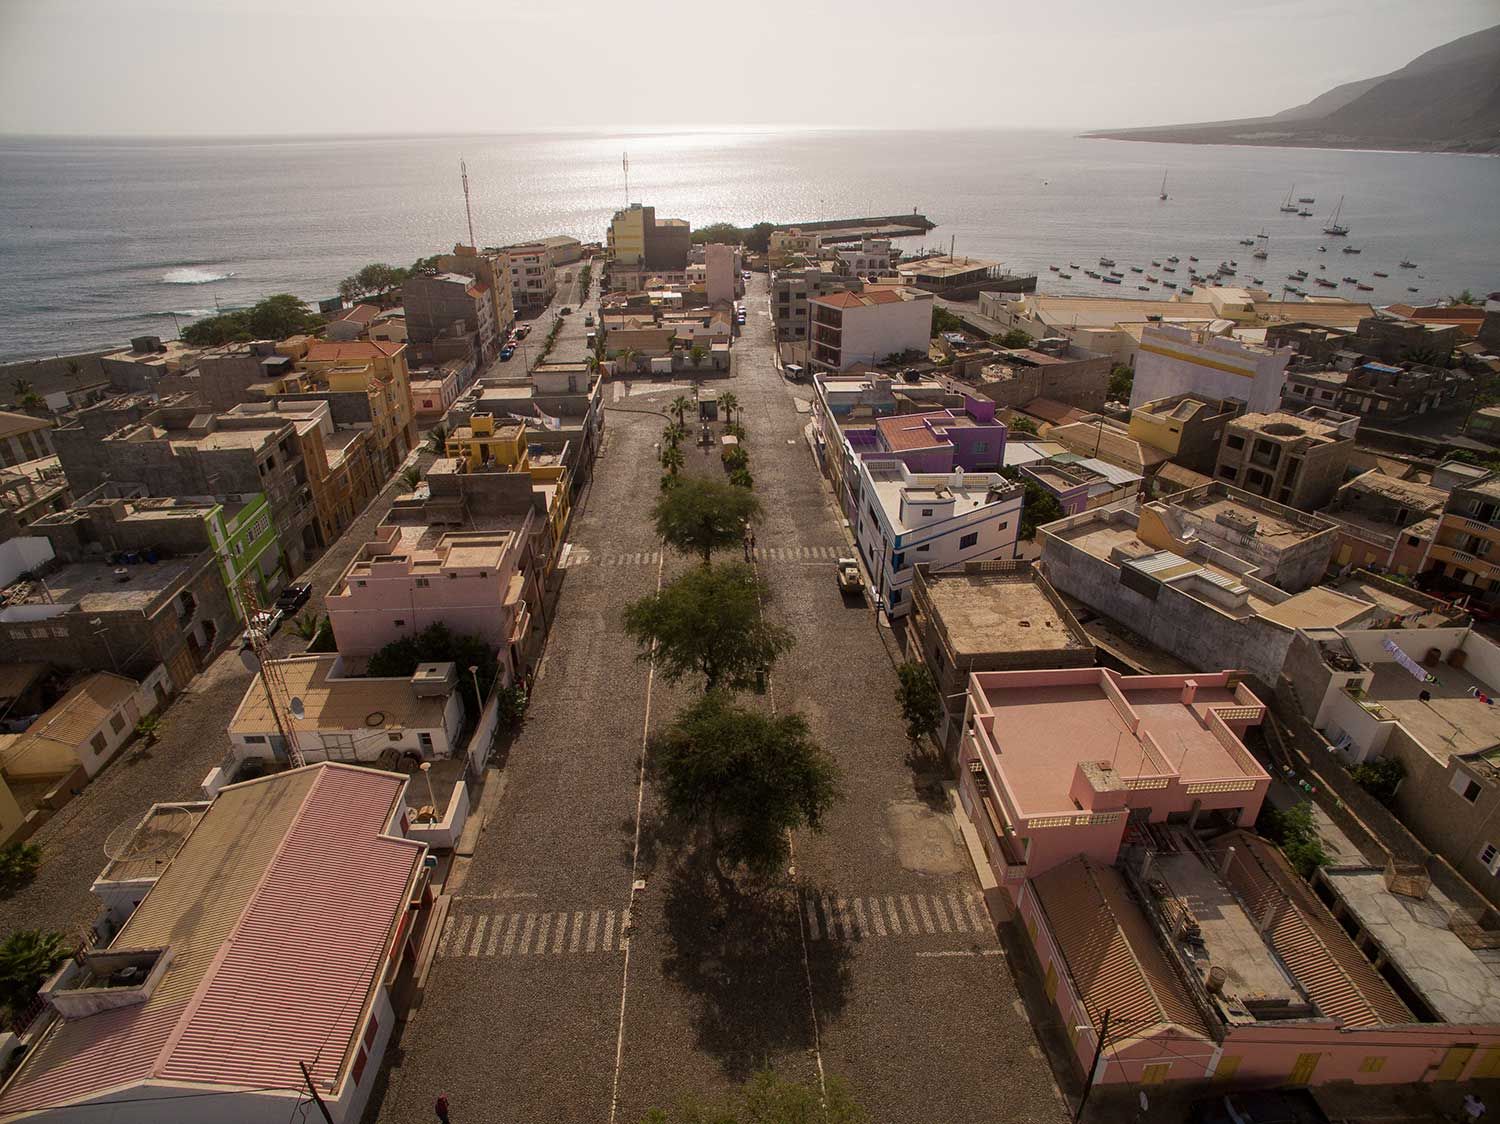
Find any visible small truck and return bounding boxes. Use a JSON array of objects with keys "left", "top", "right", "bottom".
[{"left": 836, "top": 557, "right": 862, "bottom": 594}]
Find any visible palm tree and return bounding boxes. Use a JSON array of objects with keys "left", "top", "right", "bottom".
[
  {"left": 427, "top": 423, "right": 448, "bottom": 454},
  {"left": 399, "top": 466, "right": 422, "bottom": 490},
  {"left": 689, "top": 345, "right": 707, "bottom": 369},
  {"left": 670, "top": 394, "right": 694, "bottom": 425},
  {"left": 0, "top": 930, "right": 68, "bottom": 1015},
  {"left": 11, "top": 378, "right": 33, "bottom": 398},
  {"left": 720, "top": 392, "right": 739, "bottom": 425},
  {"left": 663, "top": 422, "right": 686, "bottom": 449},
  {"left": 1447, "top": 288, "right": 1478, "bottom": 306},
  {"left": 660, "top": 443, "right": 685, "bottom": 476},
  {"left": 617, "top": 348, "right": 638, "bottom": 376}
]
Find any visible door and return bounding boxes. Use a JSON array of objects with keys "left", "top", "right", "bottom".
[
  {"left": 1288, "top": 1052, "right": 1321, "bottom": 1085},
  {"left": 1213, "top": 1055, "right": 1241, "bottom": 1081},
  {"left": 1043, "top": 962, "right": 1058, "bottom": 1003},
  {"left": 1471, "top": 1046, "right": 1500, "bottom": 1079},
  {"left": 1435, "top": 1045, "right": 1475, "bottom": 1081}
]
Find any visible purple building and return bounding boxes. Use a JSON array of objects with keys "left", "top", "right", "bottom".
[{"left": 841, "top": 396, "right": 1006, "bottom": 475}]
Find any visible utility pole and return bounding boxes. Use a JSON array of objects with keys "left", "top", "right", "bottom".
[
  {"left": 460, "top": 159, "right": 476, "bottom": 249},
  {"left": 299, "top": 1061, "right": 336, "bottom": 1124},
  {"left": 1075, "top": 1008, "right": 1110, "bottom": 1122},
  {"left": 622, "top": 151, "right": 630, "bottom": 208}
]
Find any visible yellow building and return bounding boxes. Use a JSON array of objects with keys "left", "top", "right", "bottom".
[
  {"left": 294, "top": 341, "right": 416, "bottom": 477},
  {"left": 445, "top": 413, "right": 530, "bottom": 471},
  {"left": 608, "top": 205, "right": 649, "bottom": 267}
]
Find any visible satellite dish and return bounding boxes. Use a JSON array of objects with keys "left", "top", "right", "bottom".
[
  {"left": 239, "top": 648, "right": 261, "bottom": 673},
  {"left": 103, "top": 805, "right": 196, "bottom": 866},
  {"left": 289, "top": 697, "right": 305, "bottom": 720}
]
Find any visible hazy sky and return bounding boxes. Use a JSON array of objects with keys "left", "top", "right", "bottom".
[{"left": 1, "top": 0, "right": 1496, "bottom": 137}]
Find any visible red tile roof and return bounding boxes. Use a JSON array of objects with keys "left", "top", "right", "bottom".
[
  {"left": 0, "top": 764, "right": 425, "bottom": 1116},
  {"left": 335, "top": 303, "right": 379, "bottom": 325},
  {"left": 876, "top": 411, "right": 950, "bottom": 452},
  {"left": 811, "top": 288, "right": 907, "bottom": 310},
  {"left": 1020, "top": 397, "right": 1091, "bottom": 426},
  {"left": 305, "top": 339, "right": 405, "bottom": 362}
]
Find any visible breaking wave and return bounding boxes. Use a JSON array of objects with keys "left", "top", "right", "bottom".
[{"left": 161, "top": 267, "right": 234, "bottom": 284}]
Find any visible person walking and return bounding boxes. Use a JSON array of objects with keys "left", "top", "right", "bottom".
[{"left": 435, "top": 1093, "right": 451, "bottom": 1123}]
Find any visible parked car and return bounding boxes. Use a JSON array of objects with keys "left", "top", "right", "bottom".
[
  {"left": 514, "top": 325, "right": 531, "bottom": 339},
  {"left": 560, "top": 306, "right": 572, "bottom": 316},
  {"left": 240, "top": 608, "right": 283, "bottom": 646},
  {"left": 274, "top": 582, "right": 312, "bottom": 614},
  {"left": 500, "top": 345, "right": 515, "bottom": 361},
  {"left": 584, "top": 313, "right": 595, "bottom": 326},
  {"left": 836, "top": 557, "right": 863, "bottom": 594}
]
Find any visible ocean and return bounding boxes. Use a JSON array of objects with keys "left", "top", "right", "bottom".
[{"left": 1, "top": 128, "right": 1496, "bottom": 363}]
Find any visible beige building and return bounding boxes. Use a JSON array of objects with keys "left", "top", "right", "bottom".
[
  {"left": 438, "top": 244, "right": 516, "bottom": 338},
  {"left": 1127, "top": 395, "right": 1243, "bottom": 476},
  {"left": 499, "top": 242, "right": 557, "bottom": 310},
  {"left": 1213, "top": 409, "right": 1357, "bottom": 511},
  {"left": 0, "top": 670, "right": 167, "bottom": 782},
  {"left": 768, "top": 228, "right": 823, "bottom": 266}
]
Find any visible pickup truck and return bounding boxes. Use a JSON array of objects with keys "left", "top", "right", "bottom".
[{"left": 836, "top": 557, "right": 862, "bottom": 594}]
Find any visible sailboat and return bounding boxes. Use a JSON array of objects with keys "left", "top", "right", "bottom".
[
  {"left": 1279, "top": 186, "right": 1299, "bottom": 213},
  {"left": 1323, "top": 195, "right": 1350, "bottom": 236},
  {"left": 1159, "top": 170, "right": 1168, "bottom": 201},
  {"left": 1252, "top": 230, "right": 1269, "bottom": 260}
]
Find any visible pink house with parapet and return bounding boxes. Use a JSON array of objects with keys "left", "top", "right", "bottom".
[{"left": 956, "top": 667, "right": 1500, "bottom": 1093}]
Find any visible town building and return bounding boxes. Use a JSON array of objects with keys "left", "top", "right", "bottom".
[
  {"left": 538, "top": 234, "right": 584, "bottom": 266},
  {"left": 0, "top": 669, "right": 168, "bottom": 784},
  {"left": 851, "top": 460, "right": 1022, "bottom": 617},
  {"left": 0, "top": 412, "right": 55, "bottom": 470},
  {"left": 701, "top": 242, "right": 739, "bottom": 305},
  {"left": 326, "top": 302, "right": 381, "bottom": 342},
  {"left": 0, "top": 457, "right": 71, "bottom": 539},
  {"left": 768, "top": 228, "right": 823, "bottom": 266},
  {"left": 833, "top": 238, "right": 893, "bottom": 279},
  {"left": 770, "top": 266, "right": 853, "bottom": 343},
  {"left": 0, "top": 537, "right": 234, "bottom": 691},
  {"left": 810, "top": 288, "right": 934, "bottom": 372},
  {"left": 907, "top": 560, "right": 1093, "bottom": 749},
  {"left": 1422, "top": 472, "right": 1500, "bottom": 605},
  {"left": 895, "top": 255, "right": 1003, "bottom": 295},
  {"left": 437, "top": 244, "right": 516, "bottom": 338},
  {"left": 607, "top": 204, "right": 691, "bottom": 272},
  {"left": 1213, "top": 409, "right": 1356, "bottom": 511},
  {"left": 1128, "top": 394, "right": 1243, "bottom": 476},
  {"left": 227, "top": 655, "right": 465, "bottom": 769},
  {"left": 1022, "top": 454, "right": 1141, "bottom": 514},
  {"left": 1131, "top": 324, "right": 1292, "bottom": 415},
  {"left": 1044, "top": 418, "right": 1173, "bottom": 478},
  {"left": 1351, "top": 313, "right": 1463, "bottom": 366},
  {"left": 1281, "top": 367, "right": 1350, "bottom": 410},
  {"left": 400, "top": 272, "right": 499, "bottom": 365},
  {"left": 963, "top": 342, "right": 1112, "bottom": 414},
  {"left": 410, "top": 364, "right": 464, "bottom": 426},
  {"left": 498, "top": 242, "right": 557, "bottom": 310},
  {"left": 1323, "top": 471, "right": 1448, "bottom": 575},
  {"left": 0, "top": 763, "right": 431, "bottom": 1124},
  {"left": 1336, "top": 360, "right": 1465, "bottom": 422},
  {"left": 290, "top": 340, "right": 416, "bottom": 478},
  {"left": 370, "top": 308, "right": 407, "bottom": 344}
]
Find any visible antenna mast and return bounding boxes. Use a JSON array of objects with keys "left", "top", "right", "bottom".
[
  {"left": 237, "top": 577, "right": 304, "bottom": 769},
  {"left": 460, "top": 158, "right": 476, "bottom": 248},
  {"left": 622, "top": 151, "right": 630, "bottom": 207}
]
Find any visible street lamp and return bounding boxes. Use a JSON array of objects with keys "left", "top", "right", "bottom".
[
  {"left": 87, "top": 618, "right": 119, "bottom": 673},
  {"left": 419, "top": 761, "right": 438, "bottom": 822},
  {"left": 468, "top": 663, "right": 482, "bottom": 708}
]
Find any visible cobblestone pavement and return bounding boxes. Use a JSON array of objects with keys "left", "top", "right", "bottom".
[
  {"left": 374, "top": 278, "right": 1066, "bottom": 1123},
  {"left": 0, "top": 452, "right": 427, "bottom": 943}
]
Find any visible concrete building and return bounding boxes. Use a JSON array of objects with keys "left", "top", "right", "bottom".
[
  {"left": 1324, "top": 471, "right": 1448, "bottom": 576},
  {"left": 326, "top": 302, "right": 380, "bottom": 342},
  {"left": 498, "top": 242, "right": 557, "bottom": 310},
  {"left": 401, "top": 272, "right": 499, "bottom": 365},
  {"left": 702, "top": 242, "right": 738, "bottom": 306},
  {"left": 0, "top": 457, "right": 71, "bottom": 539},
  {"left": 1282, "top": 367, "right": 1351, "bottom": 410},
  {"left": 0, "top": 412, "right": 55, "bottom": 470},
  {"left": 769, "top": 266, "right": 853, "bottom": 343},
  {"left": 1213, "top": 409, "right": 1356, "bottom": 511},
  {"left": 768, "top": 227, "right": 822, "bottom": 266},
  {"left": 538, "top": 235, "right": 583, "bottom": 266},
  {"left": 1022, "top": 454, "right": 1141, "bottom": 515},
  {"left": 834, "top": 238, "right": 892, "bottom": 279},
  {"left": 965, "top": 343, "right": 1112, "bottom": 414},
  {"left": 1045, "top": 418, "right": 1173, "bottom": 478},
  {"left": 1039, "top": 502, "right": 1378, "bottom": 684},
  {"left": 907, "top": 560, "right": 1093, "bottom": 749},
  {"left": 895, "top": 255, "right": 1003, "bottom": 295},
  {"left": 1422, "top": 472, "right": 1500, "bottom": 605},
  {"left": 228, "top": 655, "right": 465, "bottom": 768},
  {"left": 1128, "top": 395, "right": 1243, "bottom": 476},
  {"left": 852, "top": 459, "right": 1023, "bottom": 617},
  {"left": 607, "top": 204, "right": 691, "bottom": 272},
  {"left": 0, "top": 540, "right": 234, "bottom": 691},
  {"left": 1352, "top": 314, "right": 1463, "bottom": 366},
  {"left": 290, "top": 340, "right": 416, "bottom": 479},
  {"left": 437, "top": 244, "right": 516, "bottom": 338},
  {"left": 0, "top": 670, "right": 168, "bottom": 783},
  {"left": 0, "top": 763, "right": 431, "bottom": 1124},
  {"left": 1337, "top": 360, "right": 1465, "bottom": 422},
  {"left": 1131, "top": 324, "right": 1292, "bottom": 415},
  {"left": 410, "top": 365, "right": 464, "bottom": 427},
  {"left": 810, "top": 288, "right": 934, "bottom": 372}
]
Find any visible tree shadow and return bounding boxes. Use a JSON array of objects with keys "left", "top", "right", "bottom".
[
  {"left": 656, "top": 849, "right": 855, "bottom": 1082},
  {"left": 903, "top": 740, "right": 951, "bottom": 813}
]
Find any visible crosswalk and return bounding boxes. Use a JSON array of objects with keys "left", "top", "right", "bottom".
[
  {"left": 438, "top": 908, "right": 628, "bottom": 959},
  {"left": 560, "top": 545, "right": 844, "bottom": 569},
  {"left": 802, "top": 891, "right": 991, "bottom": 943}
]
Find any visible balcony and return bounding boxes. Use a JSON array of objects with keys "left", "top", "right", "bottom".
[
  {"left": 1440, "top": 512, "right": 1500, "bottom": 543},
  {"left": 1427, "top": 542, "right": 1500, "bottom": 582}
]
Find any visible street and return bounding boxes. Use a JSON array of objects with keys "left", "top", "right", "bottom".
[{"left": 373, "top": 276, "right": 1066, "bottom": 1123}]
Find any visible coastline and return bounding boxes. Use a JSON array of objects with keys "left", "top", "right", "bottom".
[{"left": 1080, "top": 131, "right": 1499, "bottom": 158}]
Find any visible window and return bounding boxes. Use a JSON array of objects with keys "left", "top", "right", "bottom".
[
  {"left": 50, "top": 626, "right": 67, "bottom": 637},
  {"left": 394, "top": 619, "right": 405, "bottom": 627},
  {"left": 91, "top": 733, "right": 107, "bottom": 755},
  {"left": 363, "top": 1015, "right": 379, "bottom": 1049},
  {"left": 1225, "top": 435, "right": 1245, "bottom": 450},
  {"left": 921, "top": 508, "right": 932, "bottom": 517},
  {"left": 959, "top": 532, "right": 978, "bottom": 550},
  {"left": 997, "top": 520, "right": 1008, "bottom": 531},
  {"left": 1358, "top": 1056, "right": 1387, "bottom": 1073},
  {"left": 917, "top": 544, "right": 929, "bottom": 552},
  {"left": 352, "top": 1046, "right": 369, "bottom": 1087},
  {"left": 387, "top": 732, "right": 402, "bottom": 742},
  {"left": 1453, "top": 772, "right": 1482, "bottom": 803},
  {"left": 1140, "top": 1063, "right": 1170, "bottom": 1085},
  {"left": 243, "top": 735, "right": 268, "bottom": 744},
  {"left": 1408, "top": 536, "right": 1421, "bottom": 547},
  {"left": 321, "top": 733, "right": 357, "bottom": 761},
  {"left": 1219, "top": 465, "right": 1238, "bottom": 481},
  {"left": 415, "top": 578, "right": 430, "bottom": 588},
  {"left": 419, "top": 732, "right": 434, "bottom": 752},
  {"left": 109, "top": 713, "right": 126, "bottom": 734},
  {"left": 1481, "top": 843, "right": 1500, "bottom": 873}
]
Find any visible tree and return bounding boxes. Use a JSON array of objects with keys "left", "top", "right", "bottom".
[
  {"left": 399, "top": 466, "right": 422, "bottom": 490},
  {"left": 1007, "top": 414, "right": 1039, "bottom": 437},
  {"left": 1107, "top": 364, "right": 1134, "bottom": 402},
  {"left": 720, "top": 392, "right": 739, "bottom": 424},
  {"left": 65, "top": 359, "right": 81, "bottom": 383},
  {"left": 1447, "top": 288, "right": 1478, "bottom": 306},
  {"left": 1261, "top": 801, "right": 1329, "bottom": 879},
  {"left": 638, "top": 1070, "right": 868, "bottom": 1124},
  {"left": 0, "top": 842, "right": 41, "bottom": 897},
  {"left": 653, "top": 476, "right": 761, "bottom": 564},
  {"left": 728, "top": 467, "right": 753, "bottom": 489},
  {"left": 367, "top": 622, "right": 497, "bottom": 718},
  {"left": 663, "top": 422, "right": 686, "bottom": 449},
  {"left": 670, "top": 394, "right": 694, "bottom": 426},
  {"left": 651, "top": 692, "right": 840, "bottom": 890},
  {"left": 427, "top": 423, "right": 448, "bottom": 454},
  {"left": 1016, "top": 477, "right": 1064, "bottom": 540},
  {"left": 181, "top": 294, "right": 322, "bottom": 347},
  {"left": 0, "top": 930, "right": 68, "bottom": 1017},
  {"left": 1350, "top": 756, "right": 1405, "bottom": 806},
  {"left": 133, "top": 714, "right": 161, "bottom": 745},
  {"left": 689, "top": 345, "right": 707, "bottom": 368},
  {"left": 931, "top": 306, "right": 963, "bottom": 336},
  {"left": 895, "top": 660, "right": 942, "bottom": 745},
  {"left": 18, "top": 392, "right": 42, "bottom": 410},
  {"left": 624, "top": 563, "right": 792, "bottom": 693},
  {"left": 722, "top": 445, "right": 748, "bottom": 472},
  {"left": 998, "top": 328, "right": 1033, "bottom": 349},
  {"left": 339, "top": 262, "right": 406, "bottom": 304},
  {"left": 10, "top": 378, "right": 33, "bottom": 398},
  {"left": 617, "top": 348, "right": 638, "bottom": 375},
  {"left": 660, "top": 443, "right": 685, "bottom": 478}
]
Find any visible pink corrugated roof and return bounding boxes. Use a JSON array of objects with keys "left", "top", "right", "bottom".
[
  {"left": 876, "top": 411, "right": 950, "bottom": 452},
  {"left": 0, "top": 764, "right": 424, "bottom": 1115}
]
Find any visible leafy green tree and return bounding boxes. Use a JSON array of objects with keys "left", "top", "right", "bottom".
[
  {"left": 1350, "top": 757, "right": 1405, "bottom": 806},
  {"left": 931, "top": 307, "right": 963, "bottom": 336},
  {"left": 689, "top": 345, "right": 707, "bottom": 368},
  {"left": 291, "top": 611, "right": 322, "bottom": 641},
  {"left": 719, "top": 392, "right": 739, "bottom": 424},
  {"left": 624, "top": 563, "right": 792, "bottom": 692},
  {"left": 998, "top": 328, "right": 1033, "bottom": 349},
  {"left": 181, "top": 294, "right": 322, "bottom": 346},
  {"left": 722, "top": 445, "right": 748, "bottom": 472},
  {"left": 1261, "top": 800, "right": 1329, "bottom": 878},
  {"left": 663, "top": 422, "right": 686, "bottom": 449},
  {"left": 1017, "top": 477, "right": 1065, "bottom": 540},
  {"left": 0, "top": 842, "right": 42, "bottom": 897},
  {"left": 18, "top": 392, "right": 43, "bottom": 410},
  {"left": 638, "top": 1070, "right": 868, "bottom": 1124},
  {"left": 11, "top": 378, "right": 31, "bottom": 397},
  {"left": 427, "top": 423, "right": 448, "bottom": 454},
  {"left": 1447, "top": 288, "right": 1477, "bottom": 306},
  {"left": 1007, "top": 414, "right": 1039, "bottom": 437},
  {"left": 653, "top": 476, "right": 762, "bottom": 563},
  {"left": 399, "top": 466, "right": 422, "bottom": 490},
  {"left": 728, "top": 467, "right": 753, "bottom": 489},
  {"left": 1107, "top": 364, "right": 1134, "bottom": 402},
  {"left": 367, "top": 622, "right": 497, "bottom": 718},
  {"left": 895, "top": 660, "right": 942, "bottom": 745},
  {"left": 133, "top": 714, "right": 161, "bottom": 745},
  {"left": 616, "top": 348, "right": 638, "bottom": 375},
  {"left": 0, "top": 930, "right": 68, "bottom": 1016},
  {"left": 660, "top": 443, "right": 685, "bottom": 478},
  {"left": 670, "top": 394, "right": 694, "bottom": 425},
  {"left": 651, "top": 693, "right": 840, "bottom": 890}
]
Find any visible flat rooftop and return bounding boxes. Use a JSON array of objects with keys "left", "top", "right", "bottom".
[
  {"left": 867, "top": 468, "right": 1016, "bottom": 529},
  {"left": 1366, "top": 658, "right": 1500, "bottom": 761},
  {"left": 1322, "top": 867, "right": 1500, "bottom": 1024},
  {"left": 1327, "top": 574, "right": 1458, "bottom": 625},
  {"left": 898, "top": 256, "right": 997, "bottom": 278},
  {"left": 978, "top": 672, "right": 1252, "bottom": 814},
  {"left": 922, "top": 571, "right": 1090, "bottom": 659},
  {"left": 1255, "top": 586, "right": 1374, "bottom": 630},
  {"left": 230, "top": 655, "right": 449, "bottom": 735},
  {"left": 3, "top": 556, "right": 199, "bottom": 613},
  {"left": 1231, "top": 411, "right": 1346, "bottom": 444},
  {"left": 1167, "top": 491, "right": 1328, "bottom": 547},
  {"left": 95, "top": 803, "right": 207, "bottom": 885}
]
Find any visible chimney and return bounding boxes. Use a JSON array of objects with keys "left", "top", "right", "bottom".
[{"left": 1181, "top": 679, "right": 1199, "bottom": 706}]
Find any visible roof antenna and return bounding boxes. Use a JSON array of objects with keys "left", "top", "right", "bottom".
[
  {"left": 460, "top": 158, "right": 476, "bottom": 248},
  {"left": 623, "top": 151, "right": 630, "bottom": 208}
]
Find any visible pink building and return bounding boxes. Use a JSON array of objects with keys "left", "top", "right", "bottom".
[
  {"left": 325, "top": 517, "right": 538, "bottom": 686},
  {"left": 957, "top": 667, "right": 1500, "bottom": 1091}
]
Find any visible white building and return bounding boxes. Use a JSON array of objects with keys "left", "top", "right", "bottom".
[
  {"left": 852, "top": 460, "right": 1023, "bottom": 617},
  {"left": 501, "top": 242, "right": 557, "bottom": 309},
  {"left": 770, "top": 267, "right": 851, "bottom": 342},
  {"left": 810, "top": 288, "right": 934, "bottom": 372},
  {"left": 835, "top": 238, "right": 892, "bottom": 279},
  {"left": 1130, "top": 324, "right": 1293, "bottom": 414},
  {"left": 703, "top": 242, "right": 739, "bottom": 305}
]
